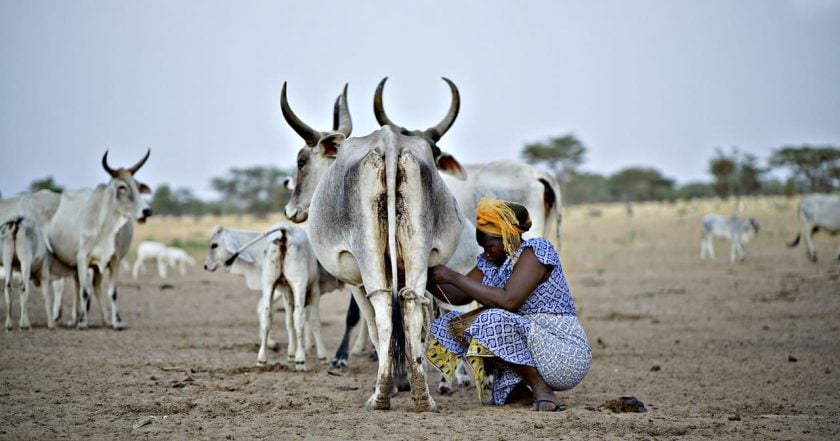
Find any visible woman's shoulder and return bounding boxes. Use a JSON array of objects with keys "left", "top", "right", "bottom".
[{"left": 520, "top": 238, "right": 560, "bottom": 266}]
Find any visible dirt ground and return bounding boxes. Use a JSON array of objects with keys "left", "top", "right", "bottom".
[{"left": 1, "top": 198, "right": 839, "bottom": 440}]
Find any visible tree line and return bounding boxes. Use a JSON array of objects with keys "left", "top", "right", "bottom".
[
  {"left": 14, "top": 139, "right": 840, "bottom": 216},
  {"left": 521, "top": 136, "right": 840, "bottom": 205}
]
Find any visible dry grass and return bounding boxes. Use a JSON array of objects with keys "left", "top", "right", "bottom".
[{"left": 132, "top": 195, "right": 835, "bottom": 271}]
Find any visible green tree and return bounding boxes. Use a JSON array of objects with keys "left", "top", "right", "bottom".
[
  {"left": 561, "top": 172, "right": 611, "bottom": 204},
  {"left": 769, "top": 145, "right": 840, "bottom": 192},
  {"left": 708, "top": 147, "right": 766, "bottom": 198},
  {"left": 676, "top": 182, "right": 715, "bottom": 200},
  {"left": 211, "top": 166, "right": 290, "bottom": 218},
  {"left": 521, "top": 134, "right": 586, "bottom": 182},
  {"left": 28, "top": 176, "right": 64, "bottom": 193},
  {"left": 150, "top": 184, "right": 207, "bottom": 216},
  {"left": 708, "top": 149, "right": 737, "bottom": 198},
  {"left": 608, "top": 167, "right": 675, "bottom": 202}
]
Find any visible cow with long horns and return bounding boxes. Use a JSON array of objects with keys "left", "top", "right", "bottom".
[
  {"left": 282, "top": 81, "right": 464, "bottom": 411},
  {"left": 47, "top": 150, "right": 152, "bottom": 329}
]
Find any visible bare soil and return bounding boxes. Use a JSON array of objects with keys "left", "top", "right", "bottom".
[{"left": 2, "top": 199, "right": 839, "bottom": 440}]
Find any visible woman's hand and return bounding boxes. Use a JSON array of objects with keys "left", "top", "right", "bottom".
[{"left": 428, "top": 264, "right": 457, "bottom": 284}]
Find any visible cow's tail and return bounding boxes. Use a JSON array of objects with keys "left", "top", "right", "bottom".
[
  {"left": 0, "top": 216, "right": 22, "bottom": 243},
  {"left": 787, "top": 201, "right": 806, "bottom": 248},
  {"left": 539, "top": 177, "right": 561, "bottom": 251},
  {"left": 385, "top": 144, "right": 407, "bottom": 384}
]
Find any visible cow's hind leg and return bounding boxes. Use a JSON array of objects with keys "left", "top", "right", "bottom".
[
  {"left": 107, "top": 257, "right": 125, "bottom": 330},
  {"left": 256, "top": 287, "right": 278, "bottom": 366},
  {"left": 4, "top": 275, "right": 12, "bottom": 331},
  {"left": 291, "top": 281, "right": 310, "bottom": 371},
  {"left": 305, "top": 288, "right": 328, "bottom": 364}
]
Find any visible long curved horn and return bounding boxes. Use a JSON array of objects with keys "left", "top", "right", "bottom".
[
  {"left": 280, "top": 82, "right": 321, "bottom": 147},
  {"left": 127, "top": 148, "right": 151, "bottom": 174},
  {"left": 102, "top": 150, "right": 117, "bottom": 177},
  {"left": 373, "top": 77, "right": 410, "bottom": 133},
  {"left": 333, "top": 83, "right": 352, "bottom": 137},
  {"left": 425, "top": 77, "right": 460, "bottom": 142}
]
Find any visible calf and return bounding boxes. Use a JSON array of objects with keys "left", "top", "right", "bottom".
[
  {"left": 700, "top": 214, "right": 759, "bottom": 263},
  {"left": 1, "top": 216, "right": 72, "bottom": 330},
  {"left": 203, "top": 224, "right": 328, "bottom": 369}
]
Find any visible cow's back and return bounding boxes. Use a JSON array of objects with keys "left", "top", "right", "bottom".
[
  {"left": 800, "top": 194, "right": 840, "bottom": 230},
  {"left": 307, "top": 127, "right": 462, "bottom": 286}
]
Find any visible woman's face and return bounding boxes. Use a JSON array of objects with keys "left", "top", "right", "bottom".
[{"left": 476, "top": 230, "right": 507, "bottom": 265}]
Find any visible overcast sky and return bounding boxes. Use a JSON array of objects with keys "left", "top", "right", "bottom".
[{"left": 2, "top": 0, "right": 839, "bottom": 199}]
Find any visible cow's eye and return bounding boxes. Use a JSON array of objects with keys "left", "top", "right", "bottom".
[
  {"left": 210, "top": 243, "right": 218, "bottom": 249},
  {"left": 297, "top": 159, "right": 306, "bottom": 169}
]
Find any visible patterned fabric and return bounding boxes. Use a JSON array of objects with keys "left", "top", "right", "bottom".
[{"left": 427, "top": 237, "right": 591, "bottom": 405}]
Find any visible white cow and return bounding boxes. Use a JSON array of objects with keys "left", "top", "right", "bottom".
[
  {"left": 203, "top": 224, "right": 328, "bottom": 369},
  {"left": 132, "top": 240, "right": 168, "bottom": 279},
  {"left": 47, "top": 150, "right": 152, "bottom": 330},
  {"left": 700, "top": 214, "right": 759, "bottom": 263},
  {"left": 373, "top": 77, "right": 563, "bottom": 250},
  {"left": 162, "top": 247, "right": 195, "bottom": 276},
  {"left": 282, "top": 80, "right": 464, "bottom": 411},
  {"left": 1, "top": 216, "right": 73, "bottom": 330},
  {"left": 788, "top": 194, "right": 840, "bottom": 262},
  {"left": 0, "top": 190, "right": 78, "bottom": 326}
]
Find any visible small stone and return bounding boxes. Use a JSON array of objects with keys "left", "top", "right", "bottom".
[
  {"left": 728, "top": 414, "right": 741, "bottom": 421},
  {"left": 788, "top": 355, "right": 798, "bottom": 363},
  {"left": 650, "top": 365, "right": 661, "bottom": 372}
]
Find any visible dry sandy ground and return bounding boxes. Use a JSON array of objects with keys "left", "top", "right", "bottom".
[{"left": 1, "top": 200, "right": 839, "bottom": 440}]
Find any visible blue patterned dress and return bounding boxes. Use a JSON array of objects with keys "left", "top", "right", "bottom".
[{"left": 428, "top": 238, "right": 591, "bottom": 405}]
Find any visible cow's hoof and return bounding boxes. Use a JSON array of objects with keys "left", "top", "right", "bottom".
[
  {"left": 414, "top": 398, "right": 438, "bottom": 413},
  {"left": 256, "top": 359, "right": 267, "bottom": 367},
  {"left": 364, "top": 394, "right": 390, "bottom": 411},
  {"left": 318, "top": 357, "right": 329, "bottom": 365},
  {"left": 112, "top": 323, "right": 126, "bottom": 331},
  {"left": 329, "top": 358, "right": 348, "bottom": 370},
  {"left": 295, "top": 361, "right": 308, "bottom": 372},
  {"left": 76, "top": 322, "right": 88, "bottom": 330},
  {"left": 437, "top": 384, "right": 454, "bottom": 396}
]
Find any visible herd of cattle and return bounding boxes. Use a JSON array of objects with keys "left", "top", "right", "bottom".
[{"left": 2, "top": 77, "right": 840, "bottom": 411}]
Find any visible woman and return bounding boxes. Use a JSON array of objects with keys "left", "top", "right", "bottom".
[{"left": 426, "top": 197, "right": 591, "bottom": 412}]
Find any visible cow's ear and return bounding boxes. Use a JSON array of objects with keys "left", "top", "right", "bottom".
[
  {"left": 318, "top": 133, "right": 346, "bottom": 158},
  {"left": 436, "top": 152, "right": 467, "bottom": 180},
  {"left": 237, "top": 250, "right": 255, "bottom": 263},
  {"left": 138, "top": 182, "right": 152, "bottom": 194}
]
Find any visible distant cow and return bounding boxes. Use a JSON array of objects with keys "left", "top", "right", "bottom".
[
  {"left": 162, "top": 247, "right": 195, "bottom": 276},
  {"left": 700, "top": 214, "right": 759, "bottom": 263},
  {"left": 203, "top": 223, "right": 329, "bottom": 369},
  {"left": 132, "top": 241, "right": 168, "bottom": 279},
  {"left": 788, "top": 194, "right": 840, "bottom": 262}
]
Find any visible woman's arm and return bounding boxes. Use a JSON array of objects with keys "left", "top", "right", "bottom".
[
  {"left": 426, "top": 266, "right": 483, "bottom": 306},
  {"left": 428, "top": 248, "right": 549, "bottom": 311}
]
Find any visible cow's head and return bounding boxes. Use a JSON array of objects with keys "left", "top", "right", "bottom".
[
  {"left": 203, "top": 225, "right": 256, "bottom": 271},
  {"left": 101, "top": 149, "right": 152, "bottom": 223},
  {"left": 373, "top": 77, "right": 466, "bottom": 180},
  {"left": 281, "top": 83, "right": 352, "bottom": 223}
]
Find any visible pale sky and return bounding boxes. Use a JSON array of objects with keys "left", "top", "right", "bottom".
[{"left": 2, "top": 0, "right": 839, "bottom": 199}]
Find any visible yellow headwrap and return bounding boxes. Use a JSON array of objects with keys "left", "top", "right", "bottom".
[{"left": 475, "top": 196, "right": 528, "bottom": 256}]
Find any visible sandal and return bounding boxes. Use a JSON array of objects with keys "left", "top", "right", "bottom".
[{"left": 532, "top": 399, "right": 566, "bottom": 412}]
